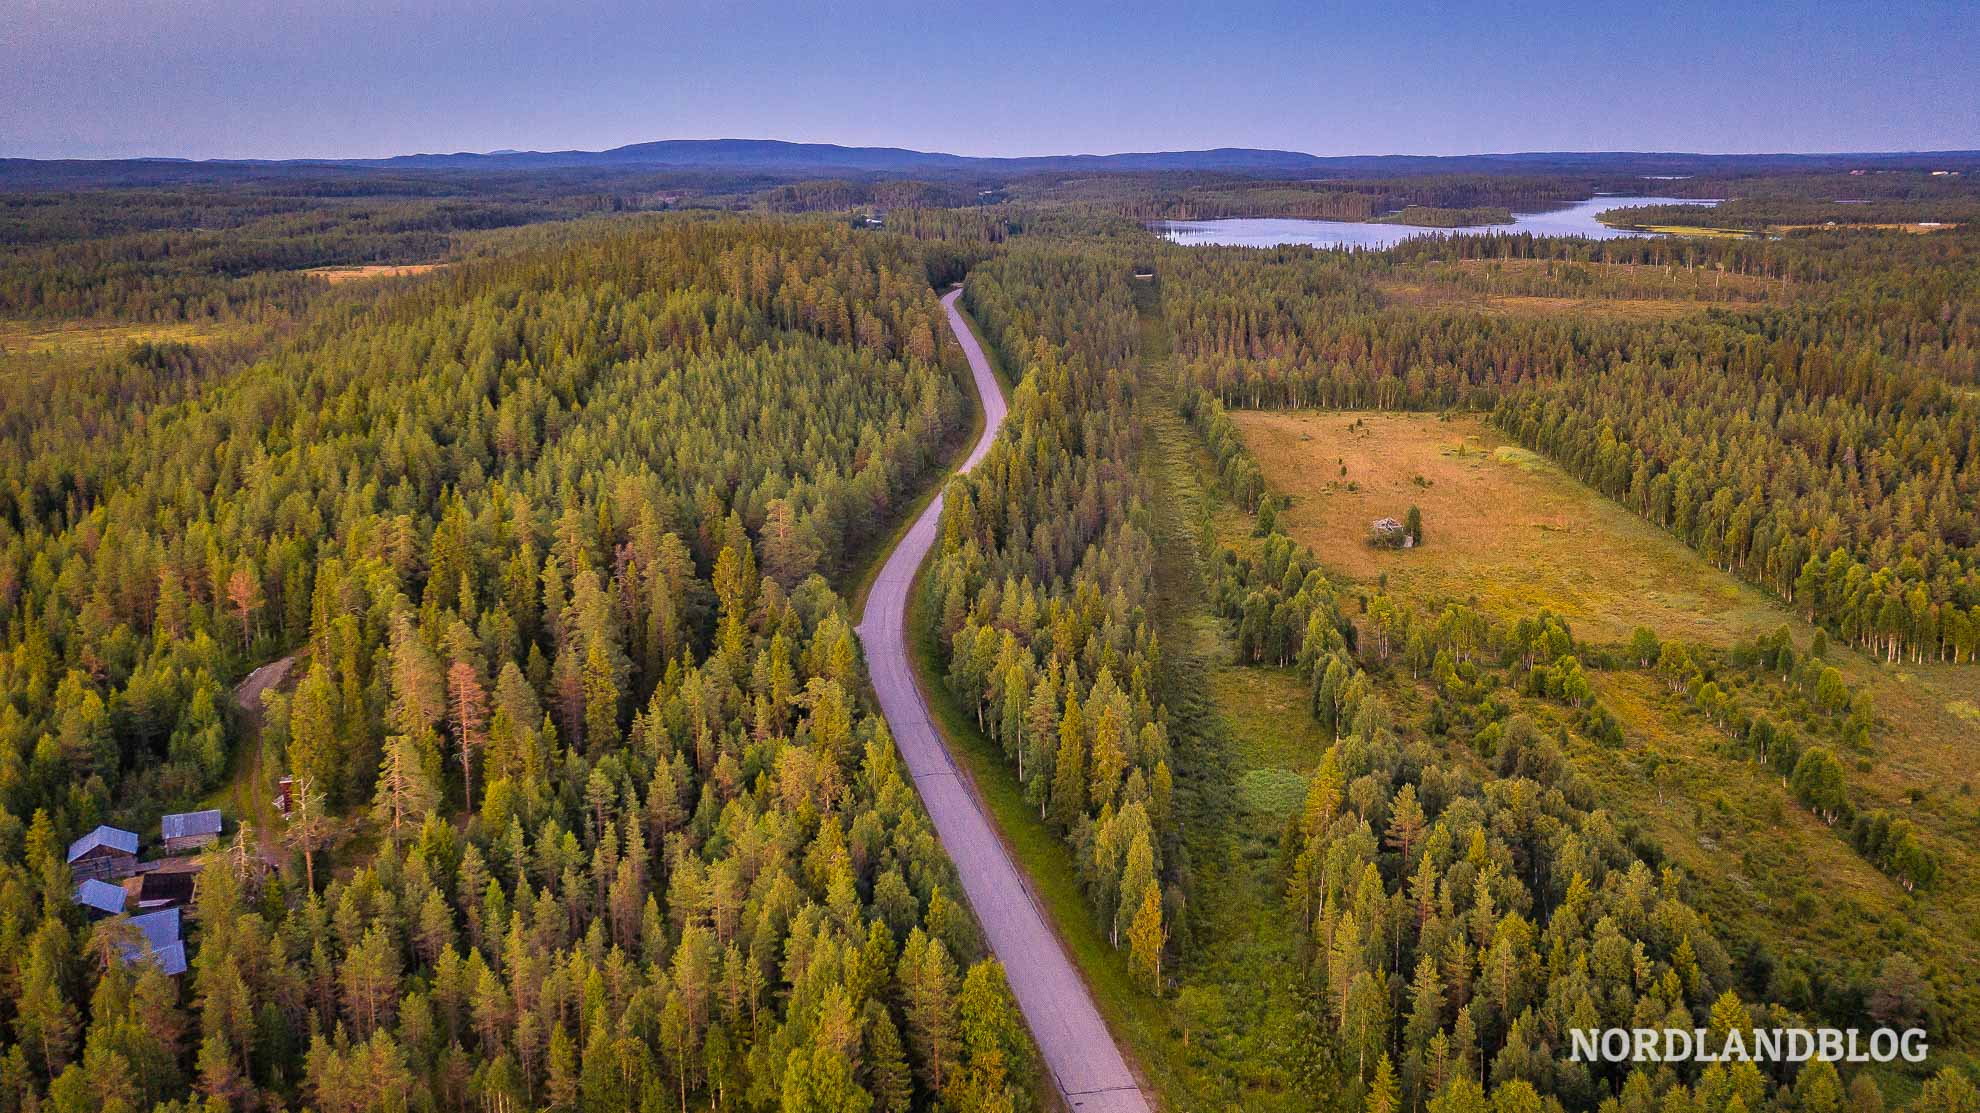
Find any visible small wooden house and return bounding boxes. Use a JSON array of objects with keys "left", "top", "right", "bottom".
[
  {"left": 1369, "top": 517, "right": 1414, "bottom": 548},
  {"left": 67, "top": 826, "right": 139, "bottom": 881},
  {"left": 161, "top": 809, "right": 222, "bottom": 854},
  {"left": 276, "top": 776, "right": 295, "bottom": 817}
]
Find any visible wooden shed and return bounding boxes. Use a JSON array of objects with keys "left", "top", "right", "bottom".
[
  {"left": 67, "top": 825, "right": 139, "bottom": 882},
  {"left": 161, "top": 809, "right": 223, "bottom": 854}
]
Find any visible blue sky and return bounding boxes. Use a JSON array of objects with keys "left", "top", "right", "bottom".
[{"left": 3, "top": 0, "right": 1976, "bottom": 160}]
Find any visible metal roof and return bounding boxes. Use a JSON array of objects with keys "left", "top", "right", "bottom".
[
  {"left": 161, "top": 809, "right": 223, "bottom": 840},
  {"left": 150, "top": 942, "right": 188, "bottom": 976},
  {"left": 66, "top": 825, "right": 139, "bottom": 863},
  {"left": 129, "top": 907, "right": 180, "bottom": 950},
  {"left": 119, "top": 908, "right": 187, "bottom": 975},
  {"left": 73, "top": 879, "right": 127, "bottom": 915}
]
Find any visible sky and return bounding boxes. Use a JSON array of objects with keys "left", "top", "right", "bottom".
[{"left": 3, "top": 0, "right": 1977, "bottom": 161}]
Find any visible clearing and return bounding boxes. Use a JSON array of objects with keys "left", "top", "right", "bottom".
[
  {"left": 1377, "top": 257, "right": 1780, "bottom": 321},
  {"left": 0, "top": 318, "right": 225, "bottom": 358},
  {"left": 305, "top": 263, "right": 446, "bottom": 284},
  {"left": 1232, "top": 409, "right": 1790, "bottom": 645}
]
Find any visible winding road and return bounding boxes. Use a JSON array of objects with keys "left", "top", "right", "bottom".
[{"left": 856, "top": 288, "right": 1151, "bottom": 1113}]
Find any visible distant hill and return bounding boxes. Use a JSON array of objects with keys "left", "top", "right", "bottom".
[
  {"left": 4, "top": 138, "right": 1978, "bottom": 188},
  {"left": 341, "top": 138, "right": 1344, "bottom": 175},
  {"left": 332, "top": 139, "right": 1980, "bottom": 177}
]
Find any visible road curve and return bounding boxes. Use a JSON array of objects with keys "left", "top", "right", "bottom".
[{"left": 857, "top": 288, "right": 1152, "bottom": 1113}]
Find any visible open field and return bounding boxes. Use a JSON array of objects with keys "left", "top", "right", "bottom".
[
  {"left": 1233, "top": 409, "right": 1793, "bottom": 645},
  {"left": 1231, "top": 408, "right": 1980, "bottom": 842},
  {"left": 0, "top": 317, "right": 226, "bottom": 357},
  {"left": 1771, "top": 222, "right": 1961, "bottom": 234},
  {"left": 1378, "top": 256, "right": 1779, "bottom": 320},
  {"left": 1377, "top": 280, "right": 1703, "bottom": 320},
  {"left": 303, "top": 263, "right": 447, "bottom": 283}
]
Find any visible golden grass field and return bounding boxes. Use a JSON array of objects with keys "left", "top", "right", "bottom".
[
  {"left": 305, "top": 263, "right": 446, "bottom": 284},
  {"left": 1232, "top": 410, "right": 1794, "bottom": 645},
  {"left": 0, "top": 318, "right": 224, "bottom": 358}
]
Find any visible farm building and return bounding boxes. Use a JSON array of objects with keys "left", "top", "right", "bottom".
[
  {"left": 1369, "top": 517, "right": 1415, "bottom": 548},
  {"left": 161, "top": 809, "right": 223, "bottom": 853},
  {"left": 122, "top": 908, "right": 188, "bottom": 976},
  {"left": 67, "top": 825, "right": 139, "bottom": 881},
  {"left": 73, "top": 878, "right": 128, "bottom": 918},
  {"left": 136, "top": 864, "right": 199, "bottom": 910}
]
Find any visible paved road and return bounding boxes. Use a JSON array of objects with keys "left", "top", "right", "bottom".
[{"left": 857, "top": 288, "right": 1151, "bottom": 1113}]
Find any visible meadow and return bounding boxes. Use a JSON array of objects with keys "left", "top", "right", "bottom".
[{"left": 1231, "top": 409, "right": 1794, "bottom": 645}]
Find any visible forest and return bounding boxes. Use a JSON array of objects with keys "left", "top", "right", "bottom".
[{"left": 0, "top": 159, "right": 1975, "bottom": 1112}]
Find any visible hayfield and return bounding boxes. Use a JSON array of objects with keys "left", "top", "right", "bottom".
[
  {"left": 304, "top": 263, "right": 446, "bottom": 284},
  {"left": 1231, "top": 409, "right": 1791, "bottom": 645},
  {"left": 0, "top": 318, "right": 223, "bottom": 358}
]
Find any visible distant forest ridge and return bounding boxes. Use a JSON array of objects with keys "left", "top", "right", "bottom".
[{"left": 5, "top": 137, "right": 1980, "bottom": 188}]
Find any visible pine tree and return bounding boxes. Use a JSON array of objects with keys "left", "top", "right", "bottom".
[
  {"left": 899, "top": 932, "right": 960, "bottom": 1095},
  {"left": 1049, "top": 696, "right": 1087, "bottom": 832},
  {"left": 284, "top": 775, "right": 331, "bottom": 892},
  {"left": 448, "top": 659, "right": 489, "bottom": 812},
  {"left": 1366, "top": 1053, "right": 1401, "bottom": 1113},
  {"left": 864, "top": 1003, "right": 914, "bottom": 1113},
  {"left": 373, "top": 733, "right": 439, "bottom": 844}
]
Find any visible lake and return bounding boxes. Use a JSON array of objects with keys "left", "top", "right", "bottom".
[{"left": 1156, "top": 196, "right": 1719, "bottom": 250}]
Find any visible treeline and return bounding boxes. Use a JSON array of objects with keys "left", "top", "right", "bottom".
[
  {"left": 1014, "top": 174, "right": 1585, "bottom": 223},
  {"left": 1371, "top": 207, "right": 1514, "bottom": 228},
  {"left": 1159, "top": 232, "right": 1980, "bottom": 662},
  {"left": 754, "top": 180, "right": 983, "bottom": 214},
  {"left": 1389, "top": 256, "right": 1781, "bottom": 307},
  {"left": 921, "top": 245, "right": 1186, "bottom": 989},
  {"left": 1606, "top": 198, "right": 1980, "bottom": 231},
  {"left": 0, "top": 216, "right": 1050, "bottom": 1109},
  {"left": 0, "top": 193, "right": 588, "bottom": 322}
]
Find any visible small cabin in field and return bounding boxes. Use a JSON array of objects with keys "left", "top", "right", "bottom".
[
  {"left": 1369, "top": 517, "right": 1414, "bottom": 548},
  {"left": 73, "top": 878, "right": 128, "bottom": 918},
  {"left": 67, "top": 826, "right": 139, "bottom": 881},
  {"left": 161, "top": 809, "right": 222, "bottom": 854}
]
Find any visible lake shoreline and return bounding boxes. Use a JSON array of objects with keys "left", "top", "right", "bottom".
[{"left": 1155, "top": 195, "right": 1721, "bottom": 249}]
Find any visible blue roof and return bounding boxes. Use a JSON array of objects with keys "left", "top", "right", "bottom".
[
  {"left": 150, "top": 942, "right": 188, "bottom": 976},
  {"left": 67, "top": 825, "right": 139, "bottom": 863},
  {"left": 73, "top": 879, "right": 127, "bottom": 915},
  {"left": 161, "top": 810, "right": 222, "bottom": 840},
  {"left": 119, "top": 908, "right": 187, "bottom": 975},
  {"left": 129, "top": 907, "right": 180, "bottom": 950}
]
